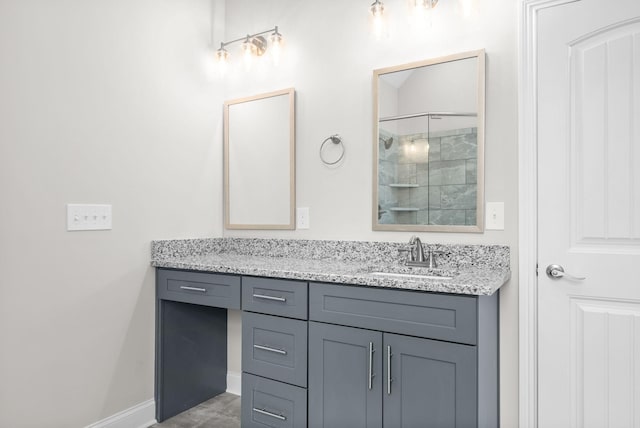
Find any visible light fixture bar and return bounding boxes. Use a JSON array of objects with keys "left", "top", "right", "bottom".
[
  {"left": 215, "top": 26, "right": 283, "bottom": 72},
  {"left": 218, "top": 26, "right": 280, "bottom": 50}
]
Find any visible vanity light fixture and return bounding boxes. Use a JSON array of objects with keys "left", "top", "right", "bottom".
[
  {"left": 371, "top": 0, "right": 474, "bottom": 28},
  {"left": 370, "top": 0, "right": 385, "bottom": 39},
  {"left": 371, "top": 0, "right": 385, "bottom": 17},
  {"left": 371, "top": 0, "right": 439, "bottom": 20},
  {"left": 215, "top": 26, "right": 283, "bottom": 72}
]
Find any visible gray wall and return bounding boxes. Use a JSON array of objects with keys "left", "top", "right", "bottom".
[
  {"left": 221, "top": 1, "right": 519, "bottom": 427},
  {"left": 0, "top": 1, "right": 223, "bottom": 426}
]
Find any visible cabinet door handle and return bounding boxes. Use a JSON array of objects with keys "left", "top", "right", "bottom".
[
  {"left": 368, "top": 342, "right": 375, "bottom": 390},
  {"left": 252, "top": 293, "right": 287, "bottom": 302},
  {"left": 253, "top": 344, "right": 287, "bottom": 355},
  {"left": 179, "top": 286, "right": 207, "bottom": 292},
  {"left": 252, "top": 407, "right": 286, "bottom": 421},
  {"left": 387, "top": 345, "right": 393, "bottom": 395}
]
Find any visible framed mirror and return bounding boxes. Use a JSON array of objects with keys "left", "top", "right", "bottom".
[
  {"left": 224, "top": 88, "right": 295, "bottom": 229},
  {"left": 372, "top": 50, "right": 485, "bottom": 232}
]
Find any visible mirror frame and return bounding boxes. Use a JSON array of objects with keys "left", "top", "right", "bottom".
[
  {"left": 224, "top": 88, "right": 296, "bottom": 230},
  {"left": 372, "top": 50, "right": 485, "bottom": 232}
]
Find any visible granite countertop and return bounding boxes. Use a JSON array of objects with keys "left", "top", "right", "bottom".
[{"left": 151, "top": 238, "right": 511, "bottom": 296}]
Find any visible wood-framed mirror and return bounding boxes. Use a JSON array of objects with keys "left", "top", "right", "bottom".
[
  {"left": 224, "top": 88, "right": 295, "bottom": 229},
  {"left": 373, "top": 50, "right": 485, "bottom": 232}
]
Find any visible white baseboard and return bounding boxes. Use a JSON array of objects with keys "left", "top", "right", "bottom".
[
  {"left": 227, "top": 371, "right": 241, "bottom": 396},
  {"left": 84, "top": 399, "right": 156, "bottom": 428},
  {"left": 85, "top": 372, "right": 239, "bottom": 428}
]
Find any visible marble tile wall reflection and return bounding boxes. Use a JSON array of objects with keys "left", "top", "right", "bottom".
[{"left": 378, "top": 127, "right": 477, "bottom": 226}]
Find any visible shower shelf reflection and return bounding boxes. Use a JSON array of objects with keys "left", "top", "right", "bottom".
[{"left": 389, "top": 207, "right": 420, "bottom": 212}]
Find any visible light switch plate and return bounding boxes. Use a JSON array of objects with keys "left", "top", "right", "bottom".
[
  {"left": 67, "top": 204, "right": 112, "bottom": 231},
  {"left": 297, "top": 207, "right": 310, "bottom": 229},
  {"left": 485, "top": 202, "right": 505, "bottom": 230}
]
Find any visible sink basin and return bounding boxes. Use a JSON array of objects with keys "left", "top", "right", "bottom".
[{"left": 369, "top": 271, "right": 453, "bottom": 280}]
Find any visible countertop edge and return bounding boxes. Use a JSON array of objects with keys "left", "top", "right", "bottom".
[{"left": 150, "top": 258, "right": 509, "bottom": 296}]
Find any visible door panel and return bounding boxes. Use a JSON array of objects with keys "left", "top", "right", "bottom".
[
  {"left": 536, "top": 1, "right": 640, "bottom": 426},
  {"left": 308, "top": 322, "right": 382, "bottom": 428},
  {"left": 383, "top": 333, "right": 477, "bottom": 428},
  {"left": 570, "top": 20, "right": 640, "bottom": 246},
  {"left": 571, "top": 299, "right": 640, "bottom": 428}
]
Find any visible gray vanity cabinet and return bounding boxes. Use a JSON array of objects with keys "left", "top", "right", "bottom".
[
  {"left": 156, "top": 268, "right": 498, "bottom": 427},
  {"left": 308, "top": 282, "right": 498, "bottom": 428},
  {"left": 308, "top": 323, "right": 478, "bottom": 428}
]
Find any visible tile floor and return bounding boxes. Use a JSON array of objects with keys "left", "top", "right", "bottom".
[{"left": 151, "top": 393, "right": 241, "bottom": 428}]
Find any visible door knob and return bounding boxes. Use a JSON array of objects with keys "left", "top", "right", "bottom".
[{"left": 545, "top": 264, "right": 586, "bottom": 281}]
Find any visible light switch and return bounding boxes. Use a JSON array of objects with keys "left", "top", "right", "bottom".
[
  {"left": 297, "top": 207, "right": 310, "bottom": 229},
  {"left": 67, "top": 204, "right": 112, "bottom": 231},
  {"left": 485, "top": 202, "right": 504, "bottom": 230}
]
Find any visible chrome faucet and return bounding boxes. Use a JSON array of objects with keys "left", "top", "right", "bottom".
[
  {"left": 408, "top": 235, "right": 426, "bottom": 264},
  {"left": 406, "top": 236, "right": 437, "bottom": 268}
]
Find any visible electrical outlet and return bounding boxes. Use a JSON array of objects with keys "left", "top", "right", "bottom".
[
  {"left": 485, "top": 202, "right": 504, "bottom": 230},
  {"left": 297, "top": 207, "right": 310, "bottom": 229},
  {"left": 67, "top": 204, "right": 112, "bottom": 231}
]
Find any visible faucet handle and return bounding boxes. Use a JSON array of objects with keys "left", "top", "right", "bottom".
[{"left": 426, "top": 248, "right": 437, "bottom": 268}]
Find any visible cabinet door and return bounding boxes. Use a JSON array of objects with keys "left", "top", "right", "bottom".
[
  {"left": 308, "top": 322, "right": 382, "bottom": 428},
  {"left": 383, "top": 333, "right": 478, "bottom": 428}
]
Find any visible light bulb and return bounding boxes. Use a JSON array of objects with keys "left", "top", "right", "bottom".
[
  {"left": 270, "top": 29, "right": 283, "bottom": 66},
  {"left": 370, "top": 0, "right": 385, "bottom": 40},
  {"left": 241, "top": 36, "right": 254, "bottom": 70},
  {"left": 215, "top": 46, "right": 229, "bottom": 76}
]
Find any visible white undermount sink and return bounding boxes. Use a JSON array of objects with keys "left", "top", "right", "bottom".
[{"left": 369, "top": 271, "right": 453, "bottom": 280}]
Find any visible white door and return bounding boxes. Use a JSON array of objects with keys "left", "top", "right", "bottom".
[{"left": 537, "top": 1, "right": 640, "bottom": 427}]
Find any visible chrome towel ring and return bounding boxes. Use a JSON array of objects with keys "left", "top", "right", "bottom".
[{"left": 320, "top": 134, "right": 345, "bottom": 165}]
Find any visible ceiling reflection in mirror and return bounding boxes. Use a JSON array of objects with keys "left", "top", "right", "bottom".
[{"left": 373, "top": 50, "right": 485, "bottom": 232}]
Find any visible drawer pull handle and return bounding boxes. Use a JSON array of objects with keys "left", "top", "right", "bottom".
[
  {"left": 387, "top": 345, "right": 393, "bottom": 395},
  {"left": 252, "top": 293, "right": 287, "bottom": 302},
  {"left": 179, "top": 286, "right": 207, "bottom": 292},
  {"left": 252, "top": 407, "right": 286, "bottom": 421},
  {"left": 368, "top": 341, "right": 375, "bottom": 390},
  {"left": 253, "top": 344, "right": 287, "bottom": 355}
]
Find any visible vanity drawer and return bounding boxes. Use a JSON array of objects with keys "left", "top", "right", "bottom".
[
  {"left": 242, "top": 373, "right": 307, "bottom": 428},
  {"left": 309, "top": 282, "right": 478, "bottom": 345},
  {"left": 156, "top": 269, "right": 241, "bottom": 309},
  {"left": 242, "top": 312, "right": 308, "bottom": 387},
  {"left": 242, "top": 277, "right": 308, "bottom": 319}
]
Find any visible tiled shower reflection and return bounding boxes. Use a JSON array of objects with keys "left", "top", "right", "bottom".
[{"left": 378, "top": 127, "right": 477, "bottom": 226}]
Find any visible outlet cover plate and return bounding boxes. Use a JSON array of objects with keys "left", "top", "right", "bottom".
[
  {"left": 485, "top": 202, "right": 504, "bottom": 230},
  {"left": 297, "top": 207, "right": 310, "bottom": 229}
]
